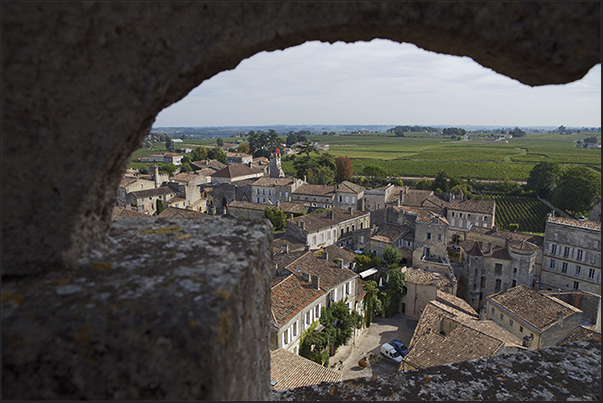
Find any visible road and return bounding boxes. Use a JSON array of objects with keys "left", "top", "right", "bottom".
[{"left": 328, "top": 313, "right": 418, "bottom": 380}]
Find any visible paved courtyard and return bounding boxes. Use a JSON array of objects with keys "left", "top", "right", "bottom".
[{"left": 328, "top": 313, "right": 418, "bottom": 380}]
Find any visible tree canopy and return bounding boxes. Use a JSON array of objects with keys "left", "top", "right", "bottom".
[
  {"left": 263, "top": 206, "right": 287, "bottom": 232},
  {"left": 526, "top": 161, "right": 563, "bottom": 199},
  {"left": 552, "top": 166, "right": 601, "bottom": 216}
]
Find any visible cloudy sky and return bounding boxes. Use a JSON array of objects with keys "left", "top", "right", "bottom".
[{"left": 153, "top": 39, "right": 601, "bottom": 128}]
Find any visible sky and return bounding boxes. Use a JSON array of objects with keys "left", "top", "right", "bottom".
[{"left": 153, "top": 39, "right": 601, "bottom": 128}]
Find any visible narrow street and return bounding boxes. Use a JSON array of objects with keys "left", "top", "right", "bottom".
[{"left": 328, "top": 313, "right": 418, "bottom": 381}]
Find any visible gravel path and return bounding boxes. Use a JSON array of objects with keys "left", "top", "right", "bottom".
[{"left": 328, "top": 313, "right": 418, "bottom": 380}]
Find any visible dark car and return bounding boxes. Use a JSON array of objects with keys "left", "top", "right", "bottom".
[{"left": 391, "top": 339, "right": 408, "bottom": 357}]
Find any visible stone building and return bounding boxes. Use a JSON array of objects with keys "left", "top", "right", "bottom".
[
  {"left": 251, "top": 177, "right": 305, "bottom": 204},
  {"left": 485, "top": 285, "right": 584, "bottom": 349},
  {"left": 540, "top": 214, "right": 601, "bottom": 295},
  {"left": 271, "top": 250, "right": 360, "bottom": 354},
  {"left": 291, "top": 184, "right": 337, "bottom": 209},
  {"left": 459, "top": 236, "right": 540, "bottom": 312},
  {"left": 334, "top": 181, "right": 365, "bottom": 211},
  {"left": 285, "top": 207, "right": 370, "bottom": 250},
  {"left": 400, "top": 267, "right": 457, "bottom": 319},
  {"left": 446, "top": 199, "right": 497, "bottom": 244}
]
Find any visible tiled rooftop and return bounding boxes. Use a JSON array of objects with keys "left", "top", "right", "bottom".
[
  {"left": 270, "top": 274, "right": 324, "bottom": 328},
  {"left": 547, "top": 215, "right": 602, "bottom": 231},
  {"left": 287, "top": 207, "right": 368, "bottom": 233},
  {"left": 270, "top": 348, "right": 342, "bottom": 391},
  {"left": 447, "top": 198, "right": 496, "bottom": 214},
  {"left": 293, "top": 184, "right": 337, "bottom": 197},
  {"left": 370, "top": 224, "right": 410, "bottom": 243},
  {"left": 253, "top": 177, "right": 298, "bottom": 187},
  {"left": 487, "top": 285, "right": 582, "bottom": 331}
]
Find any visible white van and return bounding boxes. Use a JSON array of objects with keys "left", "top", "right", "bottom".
[{"left": 380, "top": 342, "right": 403, "bottom": 362}]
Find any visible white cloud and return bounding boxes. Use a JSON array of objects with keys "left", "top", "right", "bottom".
[{"left": 154, "top": 39, "right": 601, "bottom": 127}]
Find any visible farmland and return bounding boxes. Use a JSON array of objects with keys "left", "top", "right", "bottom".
[
  {"left": 138, "top": 130, "right": 601, "bottom": 182},
  {"left": 493, "top": 195, "right": 552, "bottom": 234}
]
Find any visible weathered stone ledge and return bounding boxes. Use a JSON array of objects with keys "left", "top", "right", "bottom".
[
  {"left": 2, "top": 217, "right": 273, "bottom": 400},
  {"left": 273, "top": 339, "right": 601, "bottom": 401}
]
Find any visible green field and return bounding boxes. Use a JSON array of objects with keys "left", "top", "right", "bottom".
[
  {"left": 493, "top": 195, "right": 551, "bottom": 234},
  {"left": 133, "top": 131, "right": 600, "bottom": 181}
]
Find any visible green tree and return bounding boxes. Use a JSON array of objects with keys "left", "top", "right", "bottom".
[
  {"left": 236, "top": 142, "right": 251, "bottom": 154},
  {"left": 526, "top": 161, "right": 563, "bottom": 199},
  {"left": 298, "top": 322, "right": 331, "bottom": 366},
  {"left": 384, "top": 268, "right": 406, "bottom": 317},
  {"left": 306, "top": 165, "right": 335, "bottom": 185},
  {"left": 165, "top": 136, "right": 175, "bottom": 152},
  {"left": 414, "top": 177, "right": 433, "bottom": 190},
  {"left": 363, "top": 165, "right": 386, "bottom": 179},
  {"left": 207, "top": 147, "right": 227, "bottom": 163},
  {"left": 382, "top": 245, "right": 403, "bottom": 269},
  {"left": 319, "top": 300, "right": 362, "bottom": 355},
  {"left": 296, "top": 140, "right": 318, "bottom": 160},
  {"left": 158, "top": 163, "right": 177, "bottom": 177},
  {"left": 156, "top": 199, "right": 164, "bottom": 215},
  {"left": 361, "top": 280, "right": 380, "bottom": 328},
  {"left": 216, "top": 138, "right": 224, "bottom": 147},
  {"left": 354, "top": 253, "right": 381, "bottom": 271},
  {"left": 191, "top": 146, "right": 208, "bottom": 161},
  {"left": 552, "top": 166, "right": 601, "bottom": 216},
  {"left": 264, "top": 206, "right": 287, "bottom": 232},
  {"left": 335, "top": 156, "right": 353, "bottom": 183},
  {"left": 433, "top": 170, "right": 449, "bottom": 192}
]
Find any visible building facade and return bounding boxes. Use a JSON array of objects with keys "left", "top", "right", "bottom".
[{"left": 540, "top": 215, "right": 601, "bottom": 295}]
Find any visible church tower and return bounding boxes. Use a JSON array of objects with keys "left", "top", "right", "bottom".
[{"left": 269, "top": 148, "right": 285, "bottom": 178}]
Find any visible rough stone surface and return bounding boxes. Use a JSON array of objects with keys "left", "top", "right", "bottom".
[
  {"left": 1, "top": 2, "right": 600, "bottom": 275},
  {"left": 273, "top": 339, "right": 601, "bottom": 401},
  {"left": 2, "top": 217, "right": 274, "bottom": 400}
]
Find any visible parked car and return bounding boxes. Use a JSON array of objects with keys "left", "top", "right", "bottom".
[
  {"left": 380, "top": 342, "right": 403, "bottom": 363},
  {"left": 390, "top": 339, "right": 408, "bottom": 357}
]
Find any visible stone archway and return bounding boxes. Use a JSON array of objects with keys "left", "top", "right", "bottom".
[{"left": 2, "top": 2, "right": 600, "bottom": 275}]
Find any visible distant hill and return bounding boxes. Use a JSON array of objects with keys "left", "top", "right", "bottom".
[{"left": 151, "top": 124, "right": 597, "bottom": 139}]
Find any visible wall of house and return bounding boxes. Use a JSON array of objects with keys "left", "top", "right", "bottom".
[
  {"left": 401, "top": 281, "right": 437, "bottom": 319},
  {"left": 539, "top": 311, "right": 584, "bottom": 348},
  {"left": 540, "top": 219, "right": 602, "bottom": 295}
]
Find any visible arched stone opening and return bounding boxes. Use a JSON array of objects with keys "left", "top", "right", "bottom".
[
  {"left": 2, "top": 2, "right": 600, "bottom": 275},
  {"left": 1, "top": 2, "right": 600, "bottom": 400}
]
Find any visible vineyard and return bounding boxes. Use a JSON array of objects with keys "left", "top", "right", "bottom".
[{"left": 493, "top": 195, "right": 551, "bottom": 234}]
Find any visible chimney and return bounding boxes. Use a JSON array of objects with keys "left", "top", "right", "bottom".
[
  {"left": 303, "top": 175, "right": 307, "bottom": 183},
  {"left": 399, "top": 190, "right": 404, "bottom": 205},
  {"left": 302, "top": 272, "right": 311, "bottom": 283},
  {"left": 283, "top": 244, "right": 289, "bottom": 254},
  {"left": 276, "top": 200, "right": 280, "bottom": 208},
  {"left": 348, "top": 207, "right": 354, "bottom": 214},
  {"left": 299, "top": 221, "right": 305, "bottom": 230},
  {"left": 311, "top": 275, "right": 320, "bottom": 290},
  {"left": 323, "top": 251, "right": 329, "bottom": 261},
  {"left": 327, "top": 210, "right": 334, "bottom": 219},
  {"left": 338, "top": 258, "right": 344, "bottom": 269}
]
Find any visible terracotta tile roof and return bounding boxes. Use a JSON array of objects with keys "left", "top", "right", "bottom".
[
  {"left": 287, "top": 207, "right": 369, "bottom": 233},
  {"left": 190, "top": 159, "right": 226, "bottom": 171},
  {"left": 558, "top": 325, "right": 601, "bottom": 345},
  {"left": 460, "top": 240, "right": 511, "bottom": 259},
  {"left": 337, "top": 181, "right": 365, "bottom": 194},
  {"left": 547, "top": 215, "right": 601, "bottom": 231},
  {"left": 405, "top": 324, "right": 505, "bottom": 370},
  {"left": 487, "top": 285, "right": 582, "bottom": 331},
  {"left": 293, "top": 184, "right": 337, "bottom": 197},
  {"left": 278, "top": 201, "right": 310, "bottom": 215},
  {"left": 171, "top": 171, "right": 205, "bottom": 183},
  {"left": 447, "top": 199, "right": 496, "bottom": 215},
  {"left": 321, "top": 245, "right": 356, "bottom": 266},
  {"left": 211, "top": 162, "right": 264, "bottom": 179},
  {"left": 228, "top": 200, "right": 271, "bottom": 211},
  {"left": 469, "top": 227, "right": 544, "bottom": 247},
  {"left": 270, "top": 274, "right": 324, "bottom": 328},
  {"left": 118, "top": 176, "right": 139, "bottom": 188},
  {"left": 270, "top": 348, "right": 342, "bottom": 391},
  {"left": 131, "top": 186, "right": 175, "bottom": 198},
  {"left": 282, "top": 251, "right": 358, "bottom": 291},
  {"left": 156, "top": 207, "right": 208, "bottom": 219},
  {"left": 435, "top": 290, "right": 480, "bottom": 319},
  {"left": 253, "top": 177, "right": 298, "bottom": 187},
  {"left": 402, "top": 267, "right": 438, "bottom": 286},
  {"left": 111, "top": 206, "right": 148, "bottom": 218},
  {"left": 385, "top": 185, "right": 405, "bottom": 203},
  {"left": 507, "top": 239, "right": 540, "bottom": 252},
  {"left": 273, "top": 250, "right": 308, "bottom": 269},
  {"left": 273, "top": 234, "right": 308, "bottom": 254},
  {"left": 405, "top": 296, "right": 521, "bottom": 370},
  {"left": 370, "top": 224, "right": 410, "bottom": 243},
  {"left": 400, "top": 189, "right": 449, "bottom": 210}
]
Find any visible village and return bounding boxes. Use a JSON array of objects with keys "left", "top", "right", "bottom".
[{"left": 113, "top": 147, "right": 601, "bottom": 391}]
